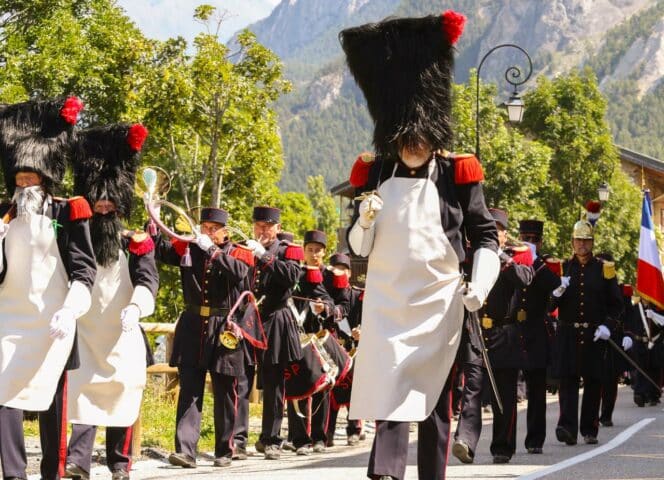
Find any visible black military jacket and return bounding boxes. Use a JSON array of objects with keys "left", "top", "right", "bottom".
[
  {"left": 624, "top": 299, "right": 664, "bottom": 369},
  {"left": 512, "top": 254, "right": 561, "bottom": 370},
  {"left": 155, "top": 235, "right": 250, "bottom": 375},
  {"left": 482, "top": 256, "right": 534, "bottom": 369},
  {"left": 549, "top": 255, "right": 623, "bottom": 378},
  {"left": 293, "top": 267, "right": 335, "bottom": 334}
]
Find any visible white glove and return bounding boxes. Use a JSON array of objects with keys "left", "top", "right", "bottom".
[
  {"left": 523, "top": 241, "right": 537, "bottom": 260},
  {"left": 195, "top": 234, "right": 214, "bottom": 251},
  {"left": 49, "top": 307, "right": 76, "bottom": 339},
  {"left": 646, "top": 308, "right": 664, "bottom": 327},
  {"left": 120, "top": 304, "right": 141, "bottom": 332},
  {"left": 462, "top": 248, "right": 500, "bottom": 312},
  {"left": 0, "top": 223, "right": 9, "bottom": 240},
  {"left": 358, "top": 193, "right": 383, "bottom": 229},
  {"left": 622, "top": 336, "right": 633, "bottom": 351},
  {"left": 593, "top": 324, "right": 610, "bottom": 342},
  {"left": 246, "top": 239, "right": 266, "bottom": 259},
  {"left": 552, "top": 276, "right": 570, "bottom": 298},
  {"left": 310, "top": 300, "right": 325, "bottom": 315}
]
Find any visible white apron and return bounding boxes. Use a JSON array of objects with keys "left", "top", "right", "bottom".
[
  {"left": 349, "top": 161, "right": 464, "bottom": 422},
  {"left": 68, "top": 252, "right": 147, "bottom": 426},
  {"left": 0, "top": 212, "right": 75, "bottom": 411}
]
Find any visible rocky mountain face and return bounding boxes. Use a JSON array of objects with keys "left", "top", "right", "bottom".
[{"left": 241, "top": 0, "right": 664, "bottom": 190}]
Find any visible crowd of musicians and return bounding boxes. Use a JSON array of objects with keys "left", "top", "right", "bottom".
[{"left": 2, "top": 10, "right": 664, "bottom": 480}]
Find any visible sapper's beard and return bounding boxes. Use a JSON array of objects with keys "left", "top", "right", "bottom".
[
  {"left": 12, "top": 186, "right": 46, "bottom": 221},
  {"left": 90, "top": 212, "right": 123, "bottom": 267}
]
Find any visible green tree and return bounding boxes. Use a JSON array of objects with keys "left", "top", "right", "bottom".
[
  {"left": 306, "top": 175, "right": 339, "bottom": 253},
  {"left": 521, "top": 68, "right": 641, "bottom": 280},
  {"left": 273, "top": 191, "right": 315, "bottom": 240}
]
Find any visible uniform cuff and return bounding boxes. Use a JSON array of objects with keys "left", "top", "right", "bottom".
[
  {"left": 130, "top": 284, "right": 156, "bottom": 318},
  {"left": 63, "top": 280, "right": 92, "bottom": 318}
]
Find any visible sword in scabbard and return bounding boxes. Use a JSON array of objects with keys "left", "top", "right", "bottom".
[
  {"left": 468, "top": 309, "right": 504, "bottom": 414},
  {"left": 605, "top": 337, "right": 662, "bottom": 392}
]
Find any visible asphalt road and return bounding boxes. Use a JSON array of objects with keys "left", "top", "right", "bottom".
[{"left": 24, "top": 384, "right": 664, "bottom": 480}]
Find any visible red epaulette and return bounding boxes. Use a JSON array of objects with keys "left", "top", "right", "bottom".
[
  {"left": 622, "top": 284, "right": 633, "bottom": 298},
  {"left": 545, "top": 257, "right": 563, "bottom": 276},
  {"left": 68, "top": 196, "right": 92, "bottom": 221},
  {"left": 285, "top": 243, "right": 304, "bottom": 261},
  {"left": 230, "top": 244, "right": 255, "bottom": 267},
  {"left": 453, "top": 154, "right": 484, "bottom": 184},
  {"left": 359, "top": 290, "right": 365, "bottom": 301},
  {"left": 171, "top": 238, "right": 188, "bottom": 257},
  {"left": 349, "top": 152, "right": 376, "bottom": 188},
  {"left": 332, "top": 272, "right": 350, "bottom": 289},
  {"left": 305, "top": 266, "right": 323, "bottom": 284},
  {"left": 128, "top": 232, "right": 155, "bottom": 256}
]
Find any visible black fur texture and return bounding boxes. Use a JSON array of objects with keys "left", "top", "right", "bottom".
[
  {"left": 0, "top": 98, "right": 74, "bottom": 195},
  {"left": 90, "top": 212, "right": 123, "bottom": 267},
  {"left": 73, "top": 124, "right": 141, "bottom": 218},
  {"left": 339, "top": 15, "right": 455, "bottom": 158}
]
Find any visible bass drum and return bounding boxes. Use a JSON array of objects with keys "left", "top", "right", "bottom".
[
  {"left": 284, "top": 334, "right": 335, "bottom": 401},
  {"left": 331, "top": 347, "right": 356, "bottom": 409}
]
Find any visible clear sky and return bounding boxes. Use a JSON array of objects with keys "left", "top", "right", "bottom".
[{"left": 116, "top": 0, "right": 281, "bottom": 43}]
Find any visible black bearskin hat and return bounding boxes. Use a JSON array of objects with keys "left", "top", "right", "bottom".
[
  {"left": 339, "top": 11, "right": 466, "bottom": 158},
  {"left": 73, "top": 123, "right": 148, "bottom": 218},
  {"left": 0, "top": 96, "right": 83, "bottom": 195}
]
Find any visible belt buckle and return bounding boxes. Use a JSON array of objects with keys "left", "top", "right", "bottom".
[
  {"left": 482, "top": 315, "right": 493, "bottom": 329},
  {"left": 200, "top": 306, "right": 211, "bottom": 317}
]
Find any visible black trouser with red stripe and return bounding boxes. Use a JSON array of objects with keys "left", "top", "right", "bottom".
[
  {"left": 0, "top": 372, "right": 66, "bottom": 480},
  {"left": 454, "top": 362, "right": 484, "bottom": 452},
  {"left": 287, "top": 391, "right": 330, "bottom": 448},
  {"left": 175, "top": 367, "right": 239, "bottom": 459},
  {"left": 66, "top": 424, "right": 132, "bottom": 474},
  {"left": 233, "top": 364, "right": 255, "bottom": 450},
  {"left": 326, "top": 406, "right": 361, "bottom": 444},
  {"left": 259, "top": 361, "right": 286, "bottom": 447},
  {"left": 367, "top": 372, "right": 453, "bottom": 480},
  {"left": 523, "top": 368, "right": 547, "bottom": 449},
  {"left": 489, "top": 368, "right": 519, "bottom": 458}
]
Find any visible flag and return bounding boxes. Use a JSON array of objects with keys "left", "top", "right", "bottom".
[{"left": 636, "top": 190, "right": 664, "bottom": 308}]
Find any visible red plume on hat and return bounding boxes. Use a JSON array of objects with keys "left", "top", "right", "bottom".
[
  {"left": 73, "top": 123, "right": 148, "bottom": 218},
  {"left": 585, "top": 200, "right": 602, "bottom": 226},
  {"left": 0, "top": 97, "right": 81, "bottom": 195}
]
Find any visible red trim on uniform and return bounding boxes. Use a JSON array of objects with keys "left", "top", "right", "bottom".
[
  {"left": 453, "top": 155, "right": 484, "bottom": 184},
  {"left": 336, "top": 356, "right": 353, "bottom": 384},
  {"left": 285, "top": 373, "right": 333, "bottom": 401},
  {"left": 123, "top": 426, "right": 133, "bottom": 471},
  {"left": 128, "top": 235, "right": 155, "bottom": 256},
  {"left": 68, "top": 196, "right": 93, "bottom": 221},
  {"left": 306, "top": 268, "right": 323, "bottom": 284},
  {"left": 359, "top": 291, "right": 365, "bottom": 301},
  {"left": 511, "top": 248, "right": 533, "bottom": 266},
  {"left": 230, "top": 245, "right": 255, "bottom": 266},
  {"left": 171, "top": 238, "right": 188, "bottom": 257},
  {"left": 285, "top": 244, "right": 304, "bottom": 261},
  {"left": 349, "top": 154, "right": 375, "bottom": 188},
  {"left": 332, "top": 273, "right": 350, "bottom": 289},
  {"left": 58, "top": 373, "right": 69, "bottom": 478},
  {"left": 306, "top": 397, "right": 313, "bottom": 437},
  {"left": 229, "top": 378, "right": 239, "bottom": 454},
  {"left": 546, "top": 259, "right": 563, "bottom": 276}
]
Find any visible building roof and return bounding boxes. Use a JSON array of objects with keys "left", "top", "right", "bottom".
[{"left": 617, "top": 145, "right": 664, "bottom": 174}]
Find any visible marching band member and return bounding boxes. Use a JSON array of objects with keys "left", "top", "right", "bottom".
[
  {"left": 0, "top": 97, "right": 95, "bottom": 480},
  {"left": 246, "top": 206, "right": 303, "bottom": 460},
  {"left": 152, "top": 207, "right": 253, "bottom": 468},
  {"left": 340, "top": 12, "right": 500, "bottom": 480},
  {"left": 63, "top": 123, "right": 157, "bottom": 480}
]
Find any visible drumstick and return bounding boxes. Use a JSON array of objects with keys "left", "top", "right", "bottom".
[{"left": 2, "top": 204, "right": 16, "bottom": 224}]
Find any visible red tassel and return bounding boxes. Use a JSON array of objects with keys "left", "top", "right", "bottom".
[
  {"left": 545, "top": 258, "right": 562, "bottom": 276},
  {"left": 230, "top": 245, "right": 255, "bottom": 266},
  {"left": 306, "top": 267, "right": 323, "bottom": 284},
  {"left": 127, "top": 124, "right": 149, "bottom": 151},
  {"left": 622, "top": 284, "right": 633, "bottom": 297},
  {"left": 60, "top": 96, "right": 84, "bottom": 125},
  {"left": 285, "top": 244, "right": 304, "bottom": 261},
  {"left": 68, "top": 196, "right": 92, "bottom": 220},
  {"left": 129, "top": 234, "right": 155, "bottom": 256},
  {"left": 454, "top": 154, "right": 484, "bottom": 184},
  {"left": 441, "top": 10, "right": 466, "bottom": 45},
  {"left": 332, "top": 272, "right": 350, "bottom": 289},
  {"left": 349, "top": 152, "right": 375, "bottom": 188},
  {"left": 171, "top": 238, "right": 188, "bottom": 257}
]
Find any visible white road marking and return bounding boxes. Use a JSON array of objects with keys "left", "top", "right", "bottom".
[{"left": 517, "top": 417, "right": 656, "bottom": 480}]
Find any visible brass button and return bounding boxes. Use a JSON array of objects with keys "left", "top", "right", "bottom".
[
  {"left": 410, "top": 169, "right": 416, "bottom": 175},
  {"left": 580, "top": 340, "right": 584, "bottom": 345},
  {"left": 580, "top": 312, "right": 584, "bottom": 316},
  {"left": 580, "top": 302, "right": 584, "bottom": 306}
]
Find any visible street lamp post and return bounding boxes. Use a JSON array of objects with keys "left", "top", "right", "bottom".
[
  {"left": 475, "top": 43, "right": 533, "bottom": 159},
  {"left": 598, "top": 182, "right": 610, "bottom": 202}
]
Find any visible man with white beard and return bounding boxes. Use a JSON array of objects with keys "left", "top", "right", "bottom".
[
  {"left": 62, "top": 123, "right": 158, "bottom": 480},
  {"left": 0, "top": 97, "right": 97, "bottom": 480}
]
